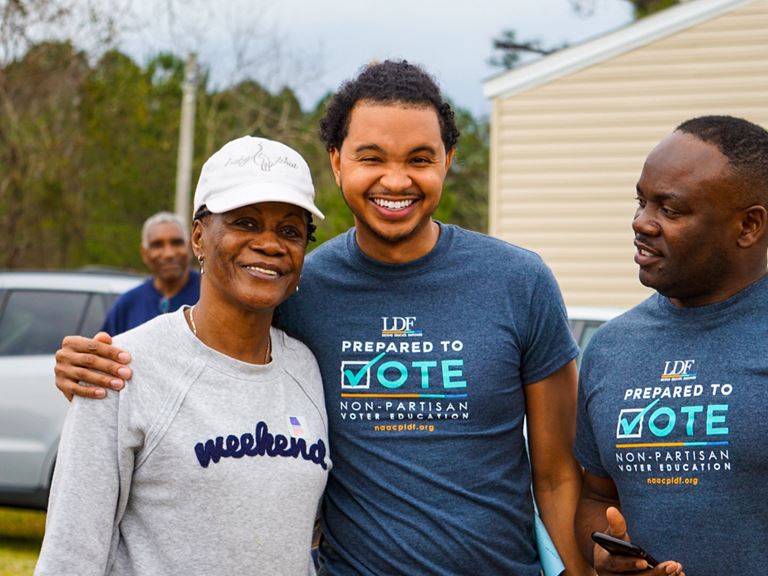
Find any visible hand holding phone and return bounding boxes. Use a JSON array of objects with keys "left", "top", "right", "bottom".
[{"left": 591, "top": 531, "right": 659, "bottom": 568}]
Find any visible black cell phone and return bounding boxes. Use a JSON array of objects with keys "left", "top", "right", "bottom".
[{"left": 591, "top": 531, "right": 659, "bottom": 568}]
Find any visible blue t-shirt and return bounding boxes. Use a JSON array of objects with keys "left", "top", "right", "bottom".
[
  {"left": 100, "top": 271, "right": 200, "bottom": 335},
  {"left": 277, "top": 224, "right": 578, "bottom": 575},
  {"left": 575, "top": 275, "right": 768, "bottom": 574}
]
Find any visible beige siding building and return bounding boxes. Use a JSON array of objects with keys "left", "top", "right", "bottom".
[{"left": 483, "top": 0, "right": 768, "bottom": 308}]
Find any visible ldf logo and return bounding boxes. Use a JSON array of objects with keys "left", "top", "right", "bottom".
[
  {"left": 661, "top": 359, "right": 696, "bottom": 381},
  {"left": 381, "top": 316, "right": 422, "bottom": 337}
]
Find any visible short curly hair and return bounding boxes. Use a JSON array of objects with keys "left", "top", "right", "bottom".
[
  {"left": 319, "top": 60, "right": 460, "bottom": 153},
  {"left": 676, "top": 115, "right": 768, "bottom": 205}
]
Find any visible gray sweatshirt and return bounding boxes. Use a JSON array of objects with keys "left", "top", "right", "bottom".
[{"left": 36, "top": 308, "right": 330, "bottom": 576}]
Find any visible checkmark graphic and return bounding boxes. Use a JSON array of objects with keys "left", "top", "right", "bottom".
[
  {"left": 617, "top": 399, "right": 660, "bottom": 438},
  {"left": 343, "top": 352, "right": 386, "bottom": 387}
]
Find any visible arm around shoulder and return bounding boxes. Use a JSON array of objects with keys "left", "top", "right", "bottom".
[{"left": 55, "top": 332, "right": 133, "bottom": 401}]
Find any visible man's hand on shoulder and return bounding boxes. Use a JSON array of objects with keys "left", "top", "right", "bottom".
[
  {"left": 55, "top": 332, "right": 133, "bottom": 401},
  {"left": 593, "top": 507, "right": 685, "bottom": 576}
]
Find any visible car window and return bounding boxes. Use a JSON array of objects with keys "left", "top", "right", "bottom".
[
  {"left": 579, "top": 321, "right": 604, "bottom": 351},
  {"left": 575, "top": 320, "right": 605, "bottom": 367},
  {"left": 80, "top": 294, "right": 109, "bottom": 337},
  {"left": 0, "top": 290, "right": 90, "bottom": 356},
  {"left": 569, "top": 319, "right": 584, "bottom": 344},
  {"left": 105, "top": 292, "right": 121, "bottom": 309}
]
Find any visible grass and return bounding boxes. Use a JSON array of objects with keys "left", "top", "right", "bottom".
[{"left": 0, "top": 507, "right": 45, "bottom": 576}]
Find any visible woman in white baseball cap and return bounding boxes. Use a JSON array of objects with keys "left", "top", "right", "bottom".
[{"left": 37, "top": 136, "right": 330, "bottom": 576}]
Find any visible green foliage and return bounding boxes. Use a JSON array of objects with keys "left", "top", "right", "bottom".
[
  {"left": 567, "top": 0, "right": 679, "bottom": 18},
  {"left": 0, "top": 41, "right": 90, "bottom": 268},
  {"left": 488, "top": 30, "right": 556, "bottom": 71},
  {"left": 490, "top": 0, "right": 680, "bottom": 71},
  {"left": 304, "top": 94, "right": 355, "bottom": 247},
  {"left": 630, "top": 0, "right": 679, "bottom": 18},
  {"left": 439, "top": 105, "right": 490, "bottom": 232},
  {"left": 0, "top": 45, "right": 489, "bottom": 269},
  {"left": 78, "top": 50, "right": 181, "bottom": 269}
]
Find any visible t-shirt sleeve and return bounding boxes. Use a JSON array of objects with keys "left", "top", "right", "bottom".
[
  {"left": 574, "top": 345, "right": 610, "bottom": 477},
  {"left": 520, "top": 263, "right": 579, "bottom": 385}
]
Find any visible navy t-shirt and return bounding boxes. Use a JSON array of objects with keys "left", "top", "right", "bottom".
[
  {"left": 575, "top": 275, "right": 768, "bottom": 574},
  {"left": 277, "top": 224, "right": 578, "bottom": 575},
  {"left": 100, "top": 271, "right": 200, "bottom": 335}
]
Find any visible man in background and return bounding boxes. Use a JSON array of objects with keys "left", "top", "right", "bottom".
[
  {"left": 575, "top": 115, "right": 768, "bottom": 575},
  {"left": 101, "top": 211, "right": 200, "bottom": 335}
]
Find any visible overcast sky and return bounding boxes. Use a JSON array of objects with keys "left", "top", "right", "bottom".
[{"left": 122, "top": 0, "right": 634, "bottom": 118}]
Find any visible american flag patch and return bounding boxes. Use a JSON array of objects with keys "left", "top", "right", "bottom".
[{"left": 288, "top": 416, "right": 305, "bottom": 437}]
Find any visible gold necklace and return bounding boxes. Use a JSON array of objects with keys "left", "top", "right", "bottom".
[
  {"left": 188, "top": 305, "right": 271, "bottom": 364},
  {"left": 264, "top": 332, "right": 271, "bottom": 364},
  {"left": 187, "top": 305, "right": 198, "bottom": 335}
]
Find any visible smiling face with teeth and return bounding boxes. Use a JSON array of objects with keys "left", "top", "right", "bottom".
[
  {"left": 192, "top": 202, "right": 308, "bottom": 315},
  {"left": 330, "top": 101, "right": 455, "bottom": 263},
  {"left": 632, "top": 131, "right": 756, "bottom": 307}
]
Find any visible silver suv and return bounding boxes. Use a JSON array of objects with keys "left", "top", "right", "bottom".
[{"left": 0, "top": 270, "right": 141, "bottom": 509}]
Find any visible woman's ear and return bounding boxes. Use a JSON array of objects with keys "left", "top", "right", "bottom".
[{"left": 191, "top": 219, "right": 204, "bottom": 260}]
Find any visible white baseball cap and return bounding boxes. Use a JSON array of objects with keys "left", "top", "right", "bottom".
[{"left": 192, "top": 136, "right": 324, "bottom": 220}]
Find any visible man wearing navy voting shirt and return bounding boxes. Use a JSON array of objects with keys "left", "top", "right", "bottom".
[
  {"left": 575, "top": 116, "right": 768, "bottom": 575},
  {"left": 101, "top": 211, "right": 200, "bottom": 335}
]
